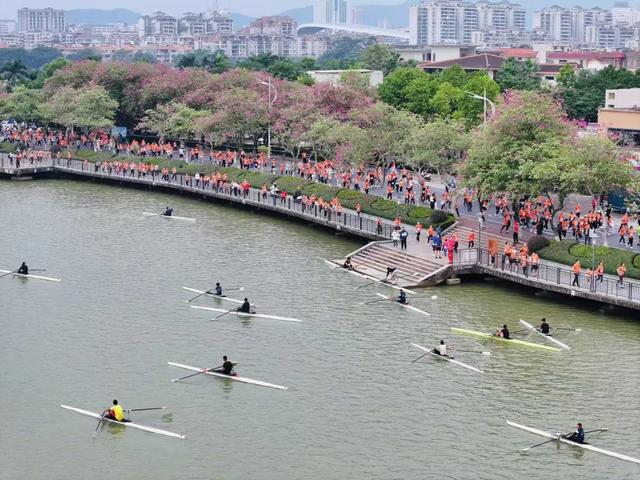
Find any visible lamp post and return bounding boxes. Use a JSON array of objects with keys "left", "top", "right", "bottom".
[
  {"left": 259, "top": 78, "right": 278, "bottom": 160},
  {"left": 464, "top": 89, "right": 496, "bottom": 125}
]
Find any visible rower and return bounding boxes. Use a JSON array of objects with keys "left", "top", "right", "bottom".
[
  {"left": 566, "top": 423, "right": 585, "bottom": 444},
  {"left": 343, "top": 256, "right": 354, "bottom": 270},
  {"left": 214, "top": 282, "right": 223, "bottom": 296},
  {"left": 238, "top": 298, "right": 252, "bottom": 313},
  {"left": 432, "top": 340, "right": 447, "bottom": 356},
  {"left": 496, "top": 324, "right": 510, "bottom": 339},
  {"left": 17, "top": 262, "right": 28, "bottom": 275},
  {"left": 396, "top": 289, "right": 407, "bottom": 304},
  {"left": 163, "top": 207, "right": 173, "bottom": 217},
  {"left": 213, "top": 356, "right": 236, "bottom": 376},
  {"left": 105, "top": 399, "right": 126, "bottom": 422},
  {"left": 539, "top": 318, "right": 550, "bottom": 335}
]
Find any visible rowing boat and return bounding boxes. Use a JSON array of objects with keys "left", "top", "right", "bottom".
[
  {"left": 375, "top": 293, "right": 430, "bottom": 317},
  {"left": 190, "top": 305, "right": 302, "bottom": 323},
  {"left": 451, "top": 327, "right": 561, "bottom": 352},
  {"left": 322, "top": 259, "right": 417, "bottom": 295},
  {"left": 60, "top": 405, "right": 185, "bottom": 439},
  {"left": 142, "top": 212, "right": 196, "bottom": 222},
  {"left": 411, "top": 343, "right": 482, "bottom": 373},
  {"left": 168, "top": 362, "right": 288, "bottom": 390},
  {"left": 182, "top": 287, "right": 243, "bottom": 304},
  {"left": 0, "top": 269, "right": 61, "bottom": 282},
  {"left": 506, "top": 420, "right": 640, "bottom": 465},
  {"left": 519, "top": 319, "right": 570, "bottom": 350}
]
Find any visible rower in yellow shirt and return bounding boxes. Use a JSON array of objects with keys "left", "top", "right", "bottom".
[{"left": 105, "top": 399, "right": 126, "bottom": 422}]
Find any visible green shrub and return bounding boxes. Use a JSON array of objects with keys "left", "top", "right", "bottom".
[
  {"left": 527, "top": 235, "right": 550, "bottom": 252},
  {"left": 0, "top": 142, "right": 18, "bottom": 153},
  {"left": 429, "top": 209, "right": 449, "bottom": 224}
]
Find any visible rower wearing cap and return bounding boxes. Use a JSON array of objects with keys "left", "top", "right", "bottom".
[
  {"left": 539, "top": 318, "right": 550, "bottom": 335},
  {"left": 432, "top": 340, "right": 447, "bottom": 356},
  {"left": 238, "top": 298, "right": 253, "bottom": 313},
  {"left": 17, "top": 262, "right": 28, "bottom": 275},
  {"left": 163, "top": 207, "right": 173, "bottom": 217},
  {"left": 396, "top": 290, "right": 407, "bottom": 304},
  {"left": 343, "top": 257, "right": 354, "bottom": 270},
  {"left": 213, "top": 356, "right": 236, "bottom": 376},
  {"left": 105, "top": 399, "right": 126, "bottom": 422},
  {"left": 567, "top": 423, "right": 585, "bottom": 444},
  {"left": 214, "top": 282, "right": 223, "bottom": 296},
  {"left": 496, "top": 324, "right": 510, "bottom": 339}
]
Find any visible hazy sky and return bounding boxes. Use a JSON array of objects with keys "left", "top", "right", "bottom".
[{"left": 11, "top": 0, "right": 406, "bottom": 17}]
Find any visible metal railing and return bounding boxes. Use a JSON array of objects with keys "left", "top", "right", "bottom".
[{"left": 454, "top": 247, "right": 640, "bottom": 305}]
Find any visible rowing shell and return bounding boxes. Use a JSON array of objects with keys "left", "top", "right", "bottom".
[
  {"left": 519, "top": 319, "right": 570, "bottom": 350},
  {"left": 142, "top": 212, "right": 196, "bottom": 222},
  {"left": 411, "top": 343, "right": 482, "bottom": 373},
  {"left": 60, "top": 405, "right": 185, "bottom": 439},
  {"left": 375, "top": 293, "right": 430, "bottom": 317},
  {"left": 506, "top": 421, "right": 640, "bottom": 465},
  {"left": 322, "top": 259, "right": 416, "bottom": 295},
  {"left": 190, "top": 305, "right": 302, "bottom": 323},
  {"left": 451, "top": 327, "right": 561, "bottom": 352},
  {"left": 168, "top": 362, "right": 287, "bottom": 390},
  {"left": 182, "top": 287, "right": 243, "bottom": 304},
  {"left": 0, "top": 269, "right": 61, "bottom": 282}
]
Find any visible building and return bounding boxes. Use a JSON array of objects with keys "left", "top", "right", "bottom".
[
  {"left": 395, "top": 44, "right": 477, "bottom": 62},
  {"left": 599, "top": 88, "right": 640, "bottom": 148},
  {"left": 313, "top": 0, "right": 348, "bottom": 24},
  {"left": 0, "top": 19, "right": 17, "bottom": 34},
  {"left": 419, "top": 52, "right": 507, "bottom": 78},
  {"left": 350, "top": 8, "right": 363, "bottom": 25},
  {"left": 179, "top": 13, "right": 208, "bottom": 36},
  {"left": 611, "top": 2, "right": 640, "bottom": 25},
  {"left": 138, "top": 12, "right": 178, "bottom": 37},
  {"left": 584, "top": 23, "right": 636, "bottom": 50},
  {"left": 476, "top": 1, "right": 526, "bottom": 32},
  {"left": 533, "top": 5, "right": 572, "bottom": 43},
  {"left": 17, "top": 8, "right": 66, "bottom": 33},
  {"left": 308, "top": 69, "right": 384, "bottom": 87},
  {"left": 546, "top": 51, "right": 626, "bottom": 71},
  {"left": 243, "top": 16, "right": 296, "bottom": 36}
]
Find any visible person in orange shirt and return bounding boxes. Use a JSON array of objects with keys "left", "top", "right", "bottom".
[
  {"left": 627, "top": 226, "right": 635, "bottom": 247},
  {"left": 415, "top": 222, "right": 423, "bottom": 242},
  {"left": 572, "top": 260, "right": 581, "bottom": 287},
  {"left": 468, "top": 231, "right": 475, "bottom": 248},
  {"left": 618, "top": 225, "right": 627, "bottom": 245},
  {"left": 530, "top": 252, "right": 539, "bottom": 278},
  {"left": 595, "top": 261, "right": 604, "bottom": 284},
  {"left": 616, "top": 263, "right": 627, "bottom": 286},
  {"left": 585, "top": 267, "right": 594, "bottom": 290}
]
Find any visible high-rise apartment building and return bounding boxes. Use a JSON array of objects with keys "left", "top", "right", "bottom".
[
  {"left": 0, "top": 19, "right": 17, "bottom": 34},
  {"left": 244, "top": 16, "right": 296, "bottom": 36},
  {"left": 409, "top": 1, "right": 523, "bottom": 46},
  {"left": 533, "top": 6, "right": 572, "bottom": 42},
  {"left": 313, "top": 0, "right": 349, "bottom": 24},
  {"left": 611, "top": 2, "right": 640, "bottom": 25},
  {"left": 17, "top": 8, "right": 65, "bottom": 33},
  {"left": 138, "top": 11, "right": 179, "bottom": 37}
]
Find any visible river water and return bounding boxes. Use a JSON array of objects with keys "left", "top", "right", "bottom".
[{"left": 1, "top": 179, "right": 639, "bottom": 480}]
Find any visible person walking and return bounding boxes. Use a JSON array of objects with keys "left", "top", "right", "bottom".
[
  {"left": 391, "top": 228, "right": 400, "bottom": 248},
  {"left": 399, "top": 227, "right": 408, "bottom": 250},
  {"left": 616, "top": 263, "right": 626, "bottom": 286},
  {"left": 572, "top": 260, "right": 581, "bottom": 287}
]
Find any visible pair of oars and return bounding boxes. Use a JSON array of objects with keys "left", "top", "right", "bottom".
[
  {"left": 521, "top": 428, "right": 608, "bottom": 452},
  {"left": 186, "top": 285, "right": 245, "bottom": 302},
  {"left": 92, "top": 406, "right": 169, "bottom": 438}
]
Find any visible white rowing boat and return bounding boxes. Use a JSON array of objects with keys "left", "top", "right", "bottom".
[
  {"left": 322, "top": 259, "right": 416, "bottom": 295},
  {"left": 190, "top": 305, "right": 302, "bottom": 323},
  {"left": 0, "top": 269, "right": 61, "bottom": 282},
  {"left": 375, "top": 293, "right": 430, "bottom": 316},
  {"left": 519, "top": 319, "right": 570, "bottom": 350},
  {"left": 142, "top": 212, "right": 196, "bottom": 222},
  {"left": 506, "top": 420, "right": 640, "bottom": 465},
  {"left": 411, "top": 343, "right": 483, "bottom": 373},
  {"left": 168, "top": 362, "right": 288, "bottom": 390},
  {"left": 182, "top": 287, "right": 243, "bottom": 304},
  {"left": 60, "top": 405, "right": 185, "bottom": 439}
]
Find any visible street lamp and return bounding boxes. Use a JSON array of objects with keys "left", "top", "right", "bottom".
[
  {"left": 464, "top": 89, "right": 496, "bottom": 125},
  {"left": 259, "top": 78, "right": 278, "bottom": 160}
]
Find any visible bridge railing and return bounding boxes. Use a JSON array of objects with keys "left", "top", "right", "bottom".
[{"left": 454, "top": 247, "right": 640, "bottom": 305}]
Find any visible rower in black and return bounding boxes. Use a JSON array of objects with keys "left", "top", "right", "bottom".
[
  {"left": 397, "top": 290, "right": 407, "bottom": 304},
  {"left": 343, "top": 256, "right": 354, "bottom": 270},
  {"left": 539, "top": 318, "right": 550, "bottom": 334},
  {"left": 163, "top": 207, "right": 173, "bottom": 217},
  {"left": 214, "top": 356, "right": 236, "bottom": 376},
  {"left": 497, "top": 324, "right": 510, "bottom": 339},
  {"left": 214, "top": 282, "right": 223, "bottom": 296},
  {"left": 17, "top": 262, "right": 28, "bottom": 275},
  {"left": 238, "top": 298, "right": 252, "bottom": 313}
]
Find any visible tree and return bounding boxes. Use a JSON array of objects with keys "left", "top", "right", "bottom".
[
  {"left": 438, "top": 65, "right": 467, "bottom": 88},
  {"left": 431, "top": 82, "right": 465, "bottom": 119},
  {"left": 317, "top": 36, "right": 373, "bottom": 69},
  {"left": 0, "top": 86, "right": 43, "bottom": 122},
  {"left": 495, "top": 57, "right": 541, "bottom": 91},
  {"left": 30, "top": 58, "right": 72, "bottom": 89},
  {"left": 0, "top": 60, "right": 32, "bottom": 88},
  {"left": 67, "top": 48, "right": 102, "bottom": 62},
  {"left": 268, "top": 59, "right": 303, "bottom": 81},
  {"left": 458, "top": 72, "right": 500, "bottom": 125},
  {"left": 42, "top": 85, "right": 117, "bottom": 132},
  {"left": 462, "top": 91, "right": 573, "bottom": 213},
  {"left": 139, "top": 101, "right": 209, "bottom": 138},
  {"left": 358, "top": 44, "right": 400, "bottom": 75},
  {"left": 176, "top": 50, "right": 229, "bottom": 73},
  {"left": 0, "top": 47, "right": 63, "bottom": 70},
  {"left": 405, "top": 120, "right": 469, "bottom": 176},
  {"left": 378, "top": 67, "right": 431, "bottom": 109}
]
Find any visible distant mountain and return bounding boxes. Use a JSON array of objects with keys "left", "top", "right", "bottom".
[
  {"left": 66, "top": 9, "right": 141, "bottom": 25},
  {"left": 279, "top": 6, "right": 314, "bottom": 24},
  {"left": 230, "top": 13, "right": 256, "bottom": 29}
]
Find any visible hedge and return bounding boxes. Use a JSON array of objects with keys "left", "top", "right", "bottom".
[
  {"left": 538, "top": 240, "right": 640, "bottom": 279},
  {"left": 69, "top": 150, "right": 455, "bottom": 228},
  {"left": 0, "top": 142, "right": 19, "bottom": 153}
]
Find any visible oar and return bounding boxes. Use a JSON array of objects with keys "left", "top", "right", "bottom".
[
  {"left": 213, "top": 307, "right": 239, "bottom": 321},
  {"left": 187, "top": 286, "right": 216, "bottom": 302},
  {"left": 124, "top": 407, "right": 168, "bottom": 412},
  {"left": 452, "top": 349, "right": 491, "bottom": 356},
  {"left": 92, "top": 411, "right": 107, "bottom": 439},
  {"left": 521, "top": 428, "right": 608, "bottom": 452},
  {"left": 554, "top": 327, "right": 582, "bottom": 332},
  {"left": 0, "top": 269, "right": 17, "bottom": 279},
  {"left": 356, "top": 280, "right": 378, "bottom": 289},
  {"left": 411, "top": 351, "right": 433, "bottom": 363},
  {"left": 364, "top": 297, "right": 394, "bottom": 305},
  {"left": 225, "top": 287, "right": 245, "bottom": 292},
  {"left": 29, "top": 268, "right": 47, "bottom": 272},
  {"left": 171, "top": 365, "right": 222, "bottom": 382}
]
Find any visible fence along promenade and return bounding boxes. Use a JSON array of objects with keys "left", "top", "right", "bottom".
[{"left": 2, "top": 154, "right": 639, "bottom": 310}]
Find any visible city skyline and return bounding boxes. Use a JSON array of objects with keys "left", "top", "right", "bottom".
[{"left": 7, "top": 0, "right": 638, "bottom": 20}]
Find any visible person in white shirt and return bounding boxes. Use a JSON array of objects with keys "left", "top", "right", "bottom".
[{"left": 433, "top": 340, "right": 447, "bottom": 356}]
